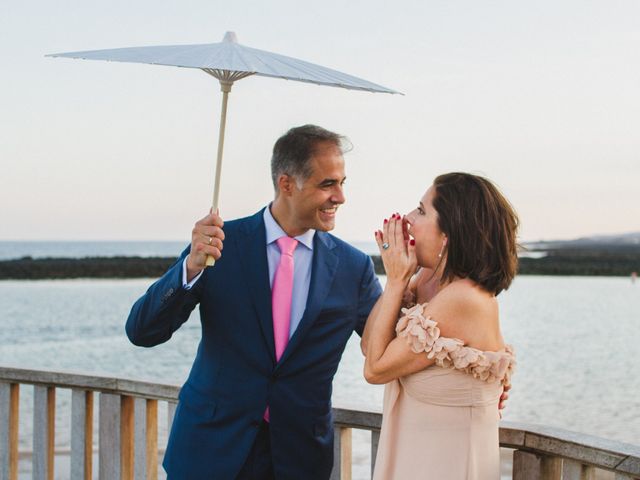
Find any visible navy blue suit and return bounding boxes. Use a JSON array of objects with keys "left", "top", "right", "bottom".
[{"left": 126, "top": 209, "right": 382, "bottom": 479}]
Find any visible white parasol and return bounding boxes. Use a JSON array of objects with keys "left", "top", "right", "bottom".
[{"left": 48, "top": 31, "right": 401, "bottom": 265}]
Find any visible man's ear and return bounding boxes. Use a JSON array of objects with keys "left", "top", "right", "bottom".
[{"left": 277, "top": 174, "right": 294, "bottom": 196}]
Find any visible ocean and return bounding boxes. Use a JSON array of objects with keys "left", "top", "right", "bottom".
[
  {"left": 0, "top": 240, "right": 381, "bottom": 260},
  {"left": 1, "top": 242, "right": 638, "bottom": 478}
]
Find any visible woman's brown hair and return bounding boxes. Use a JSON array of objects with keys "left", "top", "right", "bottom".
[{"left": 433, "top": 173, "right": 519, "bottom": 295}]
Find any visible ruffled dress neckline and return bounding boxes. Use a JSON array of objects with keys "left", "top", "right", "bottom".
[{"left": 396, "top": 302, "right": 515, "bottom": 385}]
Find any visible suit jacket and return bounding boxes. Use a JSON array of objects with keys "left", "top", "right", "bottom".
[{"left": 126, "top": 208, "right": 382, "bottom": 479}]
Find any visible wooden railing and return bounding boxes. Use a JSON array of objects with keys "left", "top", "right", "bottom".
[{"left": 1, "top": 366, "right": 638, "bottom": 480}]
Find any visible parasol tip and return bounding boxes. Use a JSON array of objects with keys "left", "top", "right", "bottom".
[{"left": 223, "top": 31, "right": 238, "bottom": 43}]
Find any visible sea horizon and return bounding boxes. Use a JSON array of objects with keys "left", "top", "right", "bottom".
[{"left": 0, "top": 239, "right": 381, "bottom": 260}]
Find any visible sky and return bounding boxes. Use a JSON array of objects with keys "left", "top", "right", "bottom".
[{"left": 1, "top": 0, "right": 639, "bottom": 243}]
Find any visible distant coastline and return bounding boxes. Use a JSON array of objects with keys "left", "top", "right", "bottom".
[
  {"left": 1, "top": 248, "right": 638, "bottom": 279},
  {"left": 1, "top": 236, "right": 639, "bottom": 279}
]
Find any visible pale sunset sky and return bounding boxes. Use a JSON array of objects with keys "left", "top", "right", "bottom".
[{"left": 1, "top": 1, "right": 639, "bottom": 243}]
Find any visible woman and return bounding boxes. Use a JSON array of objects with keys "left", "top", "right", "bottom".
[{"left": 363, "top": 172, "right": 518, "bottom": 480}]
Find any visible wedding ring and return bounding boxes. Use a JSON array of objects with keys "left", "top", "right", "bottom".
[
  {"left": 207, "top": 236, "right": 213, "bottom": 245},
  {"left": 382, "top": 242, "right": 390, "bottom": 250}
]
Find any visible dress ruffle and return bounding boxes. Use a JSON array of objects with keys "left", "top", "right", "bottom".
[{"left": 396, "top": 303, "right": 515, "bottom": 385}]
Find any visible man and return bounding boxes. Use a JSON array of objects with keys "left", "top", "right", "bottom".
[{"left": 126, "top": 125, "right": 382, "bottom": 479}]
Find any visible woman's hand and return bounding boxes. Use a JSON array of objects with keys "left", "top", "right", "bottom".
[{"left": 375, "top": 213, "right": 417, "bottom": 289}]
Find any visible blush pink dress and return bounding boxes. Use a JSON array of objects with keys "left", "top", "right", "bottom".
[{"left": 372, "top": 303, "right": 516, "bottom": 480}]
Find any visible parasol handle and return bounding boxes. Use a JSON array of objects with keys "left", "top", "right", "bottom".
[{"left": 205, "top": 81, "right": 232, "bottom": 267}]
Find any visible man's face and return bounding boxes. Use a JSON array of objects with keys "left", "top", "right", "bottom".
[{"left": 289, "top": 142, "right": 346, "bottom": 233}]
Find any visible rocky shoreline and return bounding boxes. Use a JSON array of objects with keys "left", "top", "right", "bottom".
[
  {"left": 1, "top": 251, "right": 639, "bottom": 279},
  {"left": 0, "top": 256, "right": 178, "bottom": 280}
]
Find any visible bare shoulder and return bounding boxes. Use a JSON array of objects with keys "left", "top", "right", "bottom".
[
  {"left": 429, "top": 279, "right": 496, "bottom": 314},
  {"left": 424, "top": 279, "right": 502, "bottom": 350}
]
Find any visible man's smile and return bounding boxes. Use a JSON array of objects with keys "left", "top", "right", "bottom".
[{"left": 319, "top": 206, "right": 338, "bottom": 218}]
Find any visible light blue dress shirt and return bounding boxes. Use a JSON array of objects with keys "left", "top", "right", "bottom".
[
  {"left": 183, "top": 205, "right": 315, "bottom": 339},
  {"left": 263, "top": 205, "right": 315, "bottom": 339}
]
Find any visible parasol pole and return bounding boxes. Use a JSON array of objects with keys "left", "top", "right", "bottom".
[{"left": 205, "top": 80, "right": 232, "bottom": 267}]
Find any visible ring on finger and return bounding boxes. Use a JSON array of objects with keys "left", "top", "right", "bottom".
[
  {"left": 382, "top": 242, "right": 390, "bottom": 250},
  {"left": 207, "top": 236, "right": 213, "bottom": 245}
]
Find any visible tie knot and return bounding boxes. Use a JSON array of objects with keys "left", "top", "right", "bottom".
[{"left": 276, "top": 236, "right": 298, "bottom": 256}]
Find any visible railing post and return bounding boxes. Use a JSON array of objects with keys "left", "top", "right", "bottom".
[
  {"left": 581, "top": 465, "right": 596, "bottom": 480},
  {"left": 542, "top": 456, "right": 562, "bottom": 479},
  {"left": 167, "top": 401, "right": 177, "bottom": 431},
  {"left": 0, "top": 382, "right": 19, "bottom": 480},
  {"left": 370, "top": 430, "right": 380, "bottom": 478},
  {"left": 121, "top": 395, "right": 135, "bottom": 480},
  {"left": 147, "top": 399, "right": 158, "bottom": 479},
  {"left": 33, "top": 385, "right": 55, "bottom": 480},
  {"left": 513, "top": 450, "right": 562, "bottom": 480},
  {"left": 330, "top": 426, "right": 352, "bottom": 480},
  {"left": 71, "top": 389, "right": 94, "bottom": 480},
  {"left": 513, "top": 450, "right": 541, "bottom": 479},
  {"left": 563, "top": 459, "right": 597, "bottom": 479},
  {"left": 134, "top": 398, "right": 158, "bottom": 480},
  {"left": 99, "top": 393, "right": 121, "bottom": 479}
]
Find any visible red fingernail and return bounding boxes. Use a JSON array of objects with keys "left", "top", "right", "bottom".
[
  {"left": 410, "top": 239, "right": 415, "bottom": 246},
  {"left": 384, "top": 219, "right": 388, "bottom": 224}
]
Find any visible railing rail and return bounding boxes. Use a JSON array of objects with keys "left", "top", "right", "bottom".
[{"left": 1, "top": 366, "right": 638, "bottom": 480}]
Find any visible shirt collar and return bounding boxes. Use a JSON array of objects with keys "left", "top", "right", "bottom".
[{"left": 263, "top": 204, "right": 315, "bottom": 250}]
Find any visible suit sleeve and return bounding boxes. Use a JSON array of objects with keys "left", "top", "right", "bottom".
[
  {"left": 354, "top": 256, "right": 382, "bottom": 337},
  {"left": 125, "top": 246, "right": 203, "bottom": 347}
]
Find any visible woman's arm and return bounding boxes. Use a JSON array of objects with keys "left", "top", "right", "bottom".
[
  {"left": 360, "top": 295, "right": 381, "bottom": 355},
  {"left": 360, "top": 270, "right": 419, "bottom": 355},
  {"left": 363, "top": 214, "right": 424, "bottom": 382},
  {"left": 363, "top": 283, "right": 436, "bottom": 384}
]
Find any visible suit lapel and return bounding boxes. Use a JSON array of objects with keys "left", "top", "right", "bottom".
[
  {"left": 275, "top": 232, "right": 339, "bottom": 369},
  {"left": 236, "top": 209, "right": 276, "bottom": 364}
]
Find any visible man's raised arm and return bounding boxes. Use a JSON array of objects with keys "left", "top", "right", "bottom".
[{"left": 125, "top": 211, "right": 224, "bottom": 347}]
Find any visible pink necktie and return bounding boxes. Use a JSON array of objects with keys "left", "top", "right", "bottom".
[
  {"left": 264, "top": 236, "right": 298, "bottom": 423},
  {"left": 272, "top": 236, "right": 298, "bottom": 361}
]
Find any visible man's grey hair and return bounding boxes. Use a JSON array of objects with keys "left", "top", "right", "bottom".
[{"left": 271, "top": 125, "right": 351, "bottom": 190}]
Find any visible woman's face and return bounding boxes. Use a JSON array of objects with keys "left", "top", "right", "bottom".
[{"left": 405, "top": 185, "right": 446, "bottom": 268}]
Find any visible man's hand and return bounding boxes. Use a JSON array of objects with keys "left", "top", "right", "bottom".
[
  {"left": 498, "top": 383, "right": 511, "bottom": 418},
  {"left": 186, "top": 211, "right": 225, "bottom": 281}
]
